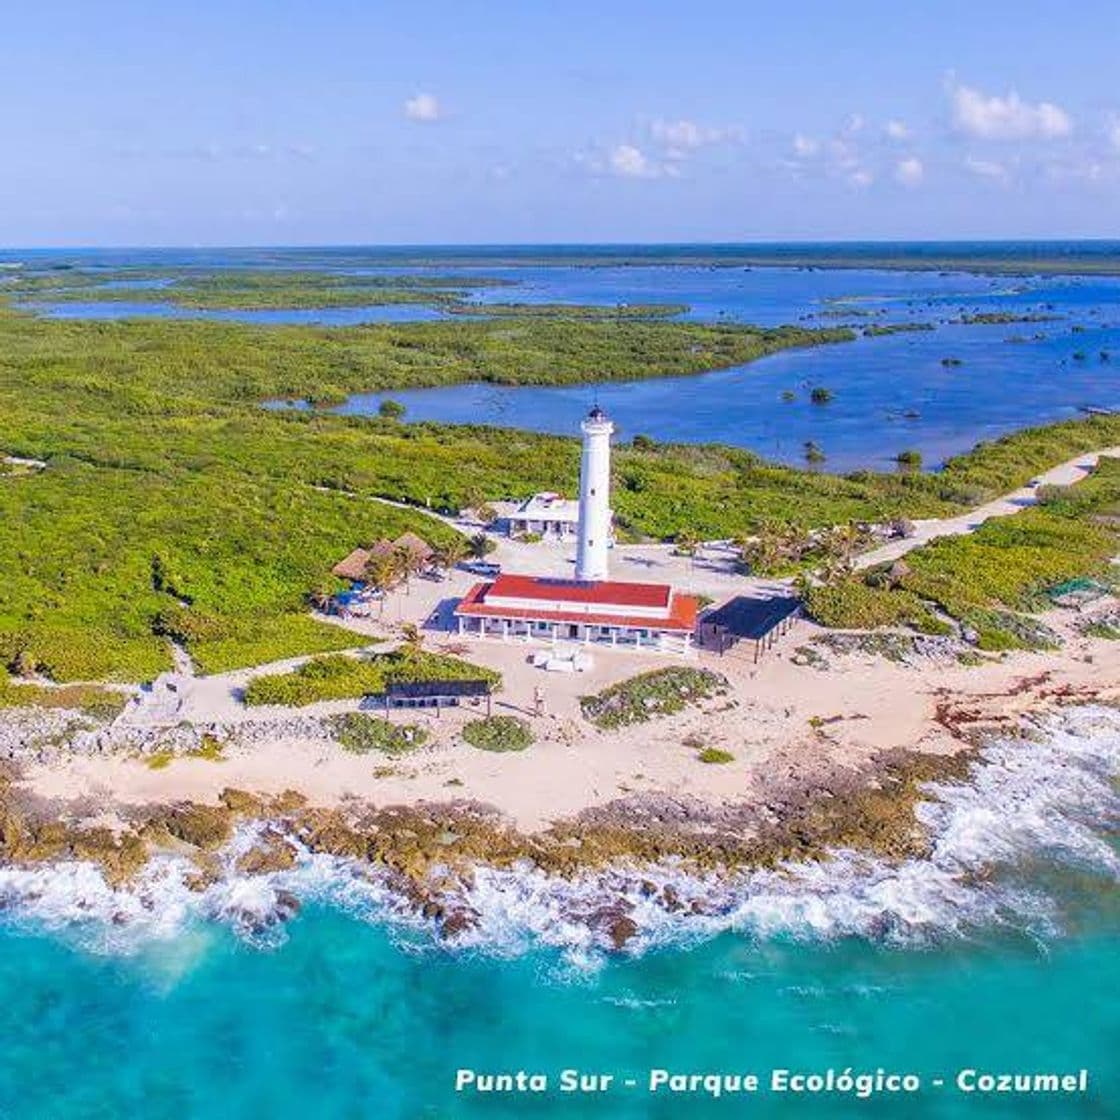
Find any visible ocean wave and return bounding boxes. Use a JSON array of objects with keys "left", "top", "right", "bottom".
[{"left": 0, "top": 705, "right": 1117, "bottom": 961}]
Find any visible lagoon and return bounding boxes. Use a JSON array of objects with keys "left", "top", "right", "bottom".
[{"left": 301, "top": 316, "right": 1119, "bottom": 472}]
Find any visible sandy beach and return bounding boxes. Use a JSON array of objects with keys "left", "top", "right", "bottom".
[{"left": 13, "top": 602, "right": 1118, "bottom": 836}]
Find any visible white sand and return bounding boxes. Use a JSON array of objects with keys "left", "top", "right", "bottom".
[{"left": 20, "top": 606, "right": 1119, "bottom": 832}]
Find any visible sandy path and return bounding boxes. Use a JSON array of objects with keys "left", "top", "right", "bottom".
[{"left": 856, "top": 446, "right": 1120, "bottom": 569}]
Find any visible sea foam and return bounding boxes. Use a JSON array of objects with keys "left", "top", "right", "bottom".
[{"left": 0, "top": 705, "right": 1116, "bottom": 960}]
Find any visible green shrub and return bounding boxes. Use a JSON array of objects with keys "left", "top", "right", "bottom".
[
  {"left": 244, "top": 650, "right": 499, "bottom": 707},
  {"left": 697, "top": 747, "right": 734, "bottom": 764},
  {"left": 328, "top": 712, "right": 428, "bottom": 754},
  {"left": 581, "top": 667, "right": 729, "bottom": 729},
  {"left": 462, "top": 715, "right": 532, "bottom": 752},
  {"left": 803, "top": 580, "right": 946, "bottom": 633}
]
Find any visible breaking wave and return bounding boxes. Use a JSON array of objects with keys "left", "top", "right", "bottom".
[{"left": 0, "top": 705, "right": 1117, "bottom": 961}]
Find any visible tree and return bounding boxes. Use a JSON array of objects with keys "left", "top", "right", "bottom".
[
  {"left": 809, "top": 387, "right": 834, "bottom": 405},
  {"left": 400, "top": 622, "right": 424, "bottom": 653},
  {"left": 674, "top": 529, "right": 700, "bottom": 567},
  {"left": 393, "top": 543, "right": 423, "bottom": 594},
  {"left": 434, "top": 535, "right": 470, "bottom": 579},
  {"left": 378, "top": 398, "right": 406, "bottom": 420},
  {"left": 475, "top": 504, "right": 498, "bottom": 527},
  {"left": 363, "top": 554, "right": 400, "bottom": 617},
  {"left": 469, "top": 532, "right": 495, "bottom": 561}
]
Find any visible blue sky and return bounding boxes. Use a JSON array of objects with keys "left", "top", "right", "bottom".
[{"left": 3, "top": 0, "right": 1119, "bottom": 245}]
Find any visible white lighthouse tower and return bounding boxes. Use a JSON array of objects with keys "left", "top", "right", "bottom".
[{"left": 575, "top": 405, "right": 614, "bottom": 582}]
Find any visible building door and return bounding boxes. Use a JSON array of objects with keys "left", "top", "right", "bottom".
[{"left": 568, "top": 624, "right": 580, "bottom": 639}]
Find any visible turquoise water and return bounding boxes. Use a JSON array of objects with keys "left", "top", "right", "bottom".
[
  {"left": 0, "top": 914, "right": 1115, "bottom": 1118},
  {"left": 0, "top": 708, "right": 1116, "bottom": 1118}
]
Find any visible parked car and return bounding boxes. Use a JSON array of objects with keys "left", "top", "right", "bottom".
[{"left": 466, "top": 561, "right": 501, "bottom": 577}]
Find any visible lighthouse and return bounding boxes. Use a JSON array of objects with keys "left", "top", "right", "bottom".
[{"left": 575, "top": 405, "right": 614, "bottom": 582}]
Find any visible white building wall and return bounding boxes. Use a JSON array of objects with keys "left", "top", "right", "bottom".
[{"left": 575, "top": 408, "right": 614, "bottom": 582}]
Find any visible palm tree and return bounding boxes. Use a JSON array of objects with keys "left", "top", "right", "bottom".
[
  {"left": 434, "top": 535, "right": 469, "bottom": 579},
  {"left": 307, "top": 583, "right": 334, "bottom": 614},
  {"left": 468, "top": 532, "right": 493, "bottom": 561},
  {"left": 364, "top": 554, "right": 400, "bottom": 617},
  {"left": 674, "top": 529, "right": 700, "bottom": 567},
  {"left": 393, "top": 543, "right": 422, "bottom": 595},
  {"left": 400, "top": 622, "right": 424, "bottom": 654}
]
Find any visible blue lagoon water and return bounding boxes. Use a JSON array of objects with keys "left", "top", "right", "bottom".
[{"left": 8, "top": 243, "right": 1120, "bottom": 469}]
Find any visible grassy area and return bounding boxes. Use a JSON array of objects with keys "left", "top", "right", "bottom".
[
  {"left": 580, "top": 667, "right": 729, "bottom": 729},
  {"left": 0, "top": 290, "right": 1117, "bottom": 684},
  {"left": 243, "top": 650, "right": 500, "bottom": 707},
  {"left": 802, "top": 581, "right": 949, "bottom": 634},
  {"left": 814, "top": 457, "right": 1120, "bottom": 649},
  {"left": 461, "top": 715, "right": 533, "bottom": 752},
  {"left": 327, "top": 712, "right": 429, "bottom": 755},
  {"left": 0, "top": 668, "right": 127, "bottom": 718},
  {"left": 8, "top": 269, "right": 510, "bottom": 311}
]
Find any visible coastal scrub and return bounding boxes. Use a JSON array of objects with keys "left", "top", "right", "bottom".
[{"left": 580, "top": 667, "right": 729, "bottom": 729}]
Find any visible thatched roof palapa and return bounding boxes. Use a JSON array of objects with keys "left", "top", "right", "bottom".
[
  {"left": 332, "top": 532, "right": 435, "bottom": 583},
  {"left": 332, "top": 547, "right": 372, "bottom": 582},
  {"left": 392, "top": 531, "right": 435, "bottom": 562}
]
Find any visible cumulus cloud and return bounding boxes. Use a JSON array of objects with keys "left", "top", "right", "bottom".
[
  {"left": 950, "top": 82, "right": 1071, "bottom": 140},
  {"left": 792, "top": 133, "right": 819, "bottom": 158},
  {"left": 607, "top": 144, "right": 665, "bottom": 179},
  {"left": 1108, "top": 116, "right": 1120, "bottom": 151},
  {"left": 650, "top": 118, "right": 741, "bottom": 152},
  {"left": 847, "top": 168, "right": 874, "bottom": 189},
  {"left": 885, "top": 119, "right": 911, "bottom": 141},
  {"left": 404, "top": 92, "right": 442, "bottom": 122},
  {"left": 963, "top": 155, "right": 1009, "bottom": 181},
  {"left": 894, "top": 156, "right": 924, "bottom": 186}
]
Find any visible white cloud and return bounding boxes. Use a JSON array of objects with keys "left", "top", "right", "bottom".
[
  {"left": 847, "top": 168, "right": 874, "bottom": 189},
  {"left": 608, "top": 144, "right": 662, "bottom": 179},
  {"left": 894, "top": 156, "right": 924, "bottom": 187},
  {"left": 950, "top": 82, "right": 1071, "bottom": 140},
  {"left": 792, "top": 133, "right": 819, "bottom": 157},
  {"left": 963, "top": 155, "right": 1009, "bottom": 181},
  {"left": 885, "top": 119, "right": 911, "bottom": 141},
  {"left": 1108, "top": 116, "right": 1120, "bottom": 151},
  {"left": 404, "top": 92, "right": 443, "bottom": 122},
  {"left": 650, "top": 118, "right": 740, "bottom": 152},
  {"left": 843, "top": 113, "right": 865, "bottom": 135}
]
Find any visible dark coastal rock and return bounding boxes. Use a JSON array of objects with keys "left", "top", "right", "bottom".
[
  {"left": 439, "top": 907, "right": 480, "bottom": 940},
  {"left": 157, "top": 803, "right": 234, "bottom": 850},
  {"left": 234, "top": 825, "right": 299, "bottom": 876},
  {"left": 606, "top": 915, "right": 639, "bottom": 950},
  {"left": 273, "top": 889, "right": 302, "bottom": 923}
]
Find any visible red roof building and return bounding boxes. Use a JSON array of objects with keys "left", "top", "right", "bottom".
[{"left": 454, "top": 575, "right": 699, "bottom": 654}]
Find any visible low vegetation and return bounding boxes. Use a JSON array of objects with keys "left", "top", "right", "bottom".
[
  {"left": 328, "top": 712, "right": 429, "bottom": 755},
  {"left": 580, "top": 667, "right": 729, "bottom": 729},
  {"left": 243, "top": 650, "right": 499, "bottom": 707},
  {"left": 0, "top": 669, "right": 127, "bottom": 718},
  {"left": 802, "top": 581, "right": 948, "bottom": 634},
  {"left": 697, "top": 746, "right": 735, "bottom": 764},
  {"left": 807, "top": 458, "right": 1120, "bottom": 650},
  {"left": 0, "top": 278, "right": 1117, "bottom": 683},
  {"left": 461, "top": 715, "right": 533, "bottom": 752}
]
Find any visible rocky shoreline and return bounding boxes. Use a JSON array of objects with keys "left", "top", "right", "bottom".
[{"left": 0, "top": 674, "right": 1116, "bottom": 951}]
